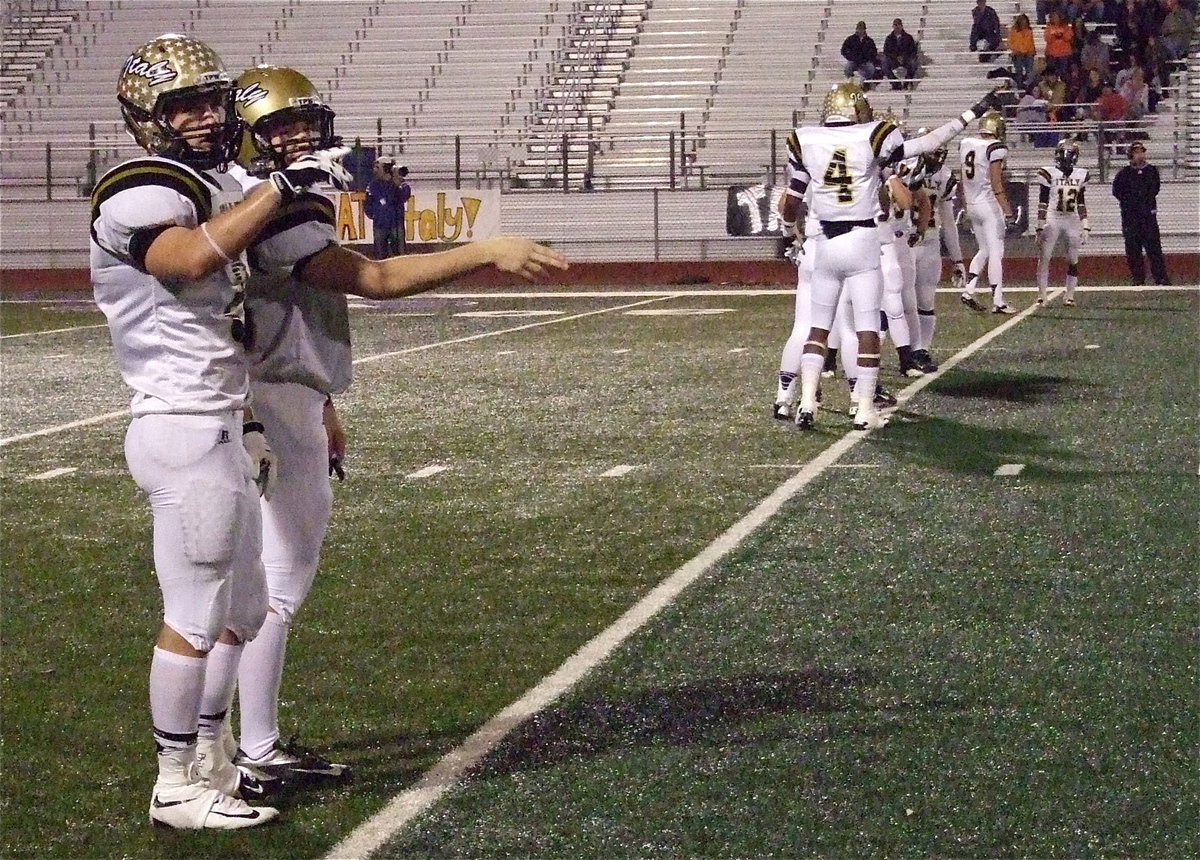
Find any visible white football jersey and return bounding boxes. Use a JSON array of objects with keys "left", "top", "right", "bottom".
[
  {"left": 91, "top": 156, "right": 251, "bottom": 416},
  {"left": 922, "top": 164, "right": 959, "bottom": 234},
  {"left": 1037, "top": 164, "right": 1089, "bottom": 222},
  {"left": 786, "top": 119, "right": 905, "bottom": 223},
  {"left": 958, "top": 135, "right": 1007, "bottom": 207},
  {"left": 229, "top": 166, "right": 353, "bottom": 396}
]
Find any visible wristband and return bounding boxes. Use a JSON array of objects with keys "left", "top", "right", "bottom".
[
  {"left": 200, "top": 222, "right": 232, "bottom": 264},
  {"left": 243, "top": 421, "right": 265, "bottom": 435}
]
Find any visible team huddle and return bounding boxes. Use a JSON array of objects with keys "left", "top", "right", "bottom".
[
  {"left": 772, "top": 81, "right": 1092, "bottom": 431},
  {"left": 91, "top": 33, "right": 566, "bottom": 830}
]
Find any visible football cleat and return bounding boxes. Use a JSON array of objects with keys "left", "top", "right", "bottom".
[
  {"left": 852, "top": 411, "right": 890, "bottom": 431},
  {"left": 234, "top": 741, "right": 352, "bottom": 788},
  {"left": 773, "top": 400, "right": 796, "bottom": 421},
  {"left": 911, "top": 349, "right": 938, "bottom": 372},
  {"left": 900, "top": 362, "right": 925, "bottom": 379},
  {"left": 960, "top": 294, "right": 988, "bottom": 312},
  {"left": 794, "top": 409, "right": 815, "bottom": 430},
  {"left": 1063, "top": 297, "right": 1076, "bottom": 306},
  {"left": 874, "top": 385, "right": 898, "bottom": 408},
  {"left": 150, "top": 781, "right": 278, "bottom": 830},
  {"left": 992, "top": 304, "right": 1016, "bottom": 315}
]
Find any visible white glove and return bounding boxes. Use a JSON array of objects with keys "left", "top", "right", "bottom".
[
  {"left": 1080, "top": 229, "right": 1089, "bottom": 247},
  {"left": 951, "top": 262, "right": 967, "bottom": 290},
  {"left": 269, "top": 145, "right": 352, "bottom": 203},
  {"left": 242, "top": 423, "right": 277, "bottom": 501}
]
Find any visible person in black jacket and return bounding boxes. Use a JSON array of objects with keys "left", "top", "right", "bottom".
[
  {"left": 882, "top": 19, "right": 920, "bottom": 90},
  {"left": 970, "top": 0, "right": 1003, "bottom": 62},
  {"left": 841, "top": 21, "right": 879, "bottom": 87},
  {"left": 1111, "top": 141, "right": 1171, "bottom": 285}
]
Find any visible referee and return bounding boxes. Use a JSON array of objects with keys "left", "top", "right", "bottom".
[{"left": 1111, "top": 141, "right": 1171, "bottom": 286}]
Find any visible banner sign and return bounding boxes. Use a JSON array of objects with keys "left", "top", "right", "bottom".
[{"left": 324, "top": 188, "right": 501, "bottom": 245}]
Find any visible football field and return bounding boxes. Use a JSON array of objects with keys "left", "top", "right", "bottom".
[{"left": 1, "top": 282, "right": 1197, "bottom": 859}]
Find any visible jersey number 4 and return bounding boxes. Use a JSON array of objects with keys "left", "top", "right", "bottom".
[{"left": 822, "top": 148, "right": 854, "bottom": 203}]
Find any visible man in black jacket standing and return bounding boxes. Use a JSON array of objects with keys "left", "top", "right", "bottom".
[{"left": 1112, "top": 141, "right": 1171, "bottom": 286}]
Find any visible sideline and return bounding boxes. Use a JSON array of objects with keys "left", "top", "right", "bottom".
[
  {"left": 323, "top": 290, "right": 1048, "bottom": 859},
  {"left": 0, "top": 296, "right": 678, "bottom": 448}
]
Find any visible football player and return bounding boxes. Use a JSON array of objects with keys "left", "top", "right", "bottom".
[
  {"left": 1035, "top": 137, "right": 1090, "bottom": 306},
  {"left": 773, "top": 189, "right": 820, "bottom": 420},
  {"left": 911, "top": 135, "right": 966, "bottom": 368},
  {"left": 92, "top": 33, "right": 352, "bottom": 830},
  {"left": 781, "top": 82, "right": 1000, "bottom": 431},
  {"left": 957, "top": 110, "right": 1016, "bottom": 314},
  {"left": 227, "top": 65, "right": 569, "bottom": 789},
  {"left": 879, "top": 140, "right": 934, "bottom": 377}
]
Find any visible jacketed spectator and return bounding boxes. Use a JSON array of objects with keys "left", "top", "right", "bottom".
[
  {"left": 1080, "top": 65, "right": 1109, "bottom": 104},
  {"left": 1044, "top": 10, "right": 1077, "bottom": 75},
  {"left": 882, "top": 18, "right": 920, "bottom": 89},
  {"left": 841, "top": 21, "right": 880, "bottom": 85},
  {"left": 1160, "top": 0, "right": 1197, "bottom": 59},
  {"left": 1080, "top": 0, "right": 1111, "bottom": 22},
  {"left": 1009, "top": 14, "right": 1037, "bottom": 88},
  {"left": 971, "top": 0, "right": 1005, "bottom": 61},
  {"left": 1036, "top": 68, "right": 1070, "bottom": 119},
  {"left": 1080, "top": 28, "right": 1112, "bottom": 75},
  {"left": 1138, "top": 34, "right": 1173, "bottom": 94},
  {"left": 1120, "top": 65, "right": 1151, "bottom": 116},
  {"left": 391, "top": 164, "right": 412, "bottom": 253}
]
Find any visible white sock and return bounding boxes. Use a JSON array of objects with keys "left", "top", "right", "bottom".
[
  {"left": 853, "top": 365, "right": 880, "bottom": 415},
  {"left": 918, "top": 311, "right": 936, "bottom": 351},
  {"left": 150, "top": 646, "right": 205, "bottom": 769},
  {"left": 198, "top": 640, "right": 243, "bottom": 741},
  {"left": 237, "top": 612, "right": 290, "bottom": 760},
  {"left": 992, "top": 283, "right": 1007, "bottom": 307},
  {"left": 1065, "top": 273, "right": 1078, "bottom": 298},
  {"left": 797, "top": 352, "right": 825, "bottom": 412}
]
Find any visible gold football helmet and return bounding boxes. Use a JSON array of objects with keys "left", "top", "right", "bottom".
[
  {"left": 235, "top": 65, "right": 337, "bottom": 172},
  {"left": 821, "top": 82, "right": 871, "bottom": 124},
  {"left": 117, "top": 34, "right": 240, "bottom": 169},
  {"left": 978, "top": 109, "right": 1006, "bottom": 141},
  {"left": 916, "top": 127, "right": 948, "bottom": 170}
]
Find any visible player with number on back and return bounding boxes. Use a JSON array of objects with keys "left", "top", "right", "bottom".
[
  {"left": 910, "top": 134, "right": 966, "bottom": 370},
  {"left": 957, "top": 110, "right": 1016, "bottom": 314},
  {"left": 226, "top": 64, "right": 570, "bottom": 793},
  {"left": 1035, "top": 137, "right": 1090, "bottom": 306},
  {"left": 780, "top": 82, "right": 1001, "bottom": 432},
  {"left": 90, "top": 33, "right": 354, "bottom": 831}
]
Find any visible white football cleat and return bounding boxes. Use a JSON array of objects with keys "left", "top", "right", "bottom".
[
  {"left": 852, "top": 410, "right": 890, "bottom": 431},
  {"left": 150, "top": 780, "right": 278, "bottom": 830}
]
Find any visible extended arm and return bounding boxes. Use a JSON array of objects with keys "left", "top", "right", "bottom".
[{"left": 299, "top": 237, "right": 568, "bottom": 300}]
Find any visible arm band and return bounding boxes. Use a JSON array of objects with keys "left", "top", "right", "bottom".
[{"left": 200, "top": 222, "right": 233, "bottom": 264}]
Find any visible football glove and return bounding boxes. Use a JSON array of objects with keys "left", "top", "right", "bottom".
[
  {"left": 783, "top": 239, "right": 803, "bottom": 266},
  {"left": 242, "top": 422, "right": 277, "bottom": 501},
  {"left": 269, "top": 145, "right": 352, "bottom": 204},
  {"left": 329, "top": 454, "right": 345, "bottom": 481},
  {"left": 951, "top": 262, "right": 967, "bottom": 289}
]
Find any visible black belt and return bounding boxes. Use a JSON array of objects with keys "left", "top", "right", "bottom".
[{"left": 820, "top": 219, "right": 876, "bottom": 239}]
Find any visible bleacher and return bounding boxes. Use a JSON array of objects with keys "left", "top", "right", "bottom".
[{"left": 0, "top": 0, "right": 1195, "bottom": 265}]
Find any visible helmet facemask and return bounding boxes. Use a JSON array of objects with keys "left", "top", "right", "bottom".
[{"left": 250, "top": 104, "right": 338, "bottom": 172}]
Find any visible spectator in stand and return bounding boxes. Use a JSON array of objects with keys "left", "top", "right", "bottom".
[
  {"left": 1112, "top": 141, "right": 1171, "bottom": 284},
  {"left": 841, "top": 21, "right": 880, "bottom": 86},
  {"left": 1115, "top": 0, "right": 1148, "bottom": 58},
  {"left": 1120, "top": 65, "right": 1151, "bottom": 116},
  {"left": 1044, "top": 9, "right": 1077, "bottom": 75},
  {"left": 1061, "top": 60, "right": 1087, "bottom": 119},
  {"left": 1160, "top": 0, "right": 1197, "bottom": 60},
  {"left": 1080, "top": 66, "right": 1109, "bottom": 104},
  {"left": 1009, "top": 14, "right": 1037, "bottom": 89},
  {"left": 1080, "top": 28, "right": 1113, "bottom": 75},
  {"left": 1081, "top": 0, "right": 1112, "bottom": 22},
  {"left": 1063, "top": 0, "right": 1086, "bottom": 21},
  {"left": 882, "top": 18, "right": 920, "bottom": 89},
  {"left": 1116, "top": 54, "right": 1161, "bottom": 109},
  {"left": 1037, "top": 68, "right": 1070, "bottom": 119},
  {"left": 1018, "top": 84, "right": 1057, "bottom": 145},
  {"left": 1138, "top": 34, "right": 1173, "bottom": 94},
  {"left": 971, "top": 0, "right": 1005, "bottom": 61},
  {"left": 1095, "top": 79, "right": 1131, "bottom": 144}
]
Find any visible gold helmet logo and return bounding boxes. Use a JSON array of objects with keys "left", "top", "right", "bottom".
[
  {"left": 234, "top": 65, "right": 337, "bottom": 173},
  {"left": 821, "top": 83, "right": 871, "bottom": 124}
]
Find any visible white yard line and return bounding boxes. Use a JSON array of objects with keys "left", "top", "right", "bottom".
[
  {"left": 322, "top": 299, "right": 1039, "bottom": 860},
  {"left": 29, "top": 467, "right": 77, "bottom": 480},
  {"left": 0, "top": 323, "right": 108, "bottom": 339},
  {"left": 599, "top": 464, "right": 639, "bottom": 478},
  {"left": 405, "top": 465, "right": 450, "bottom": 480},
  {"left": 0, "top": 296, "right": 680, "bottom": 448}
]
